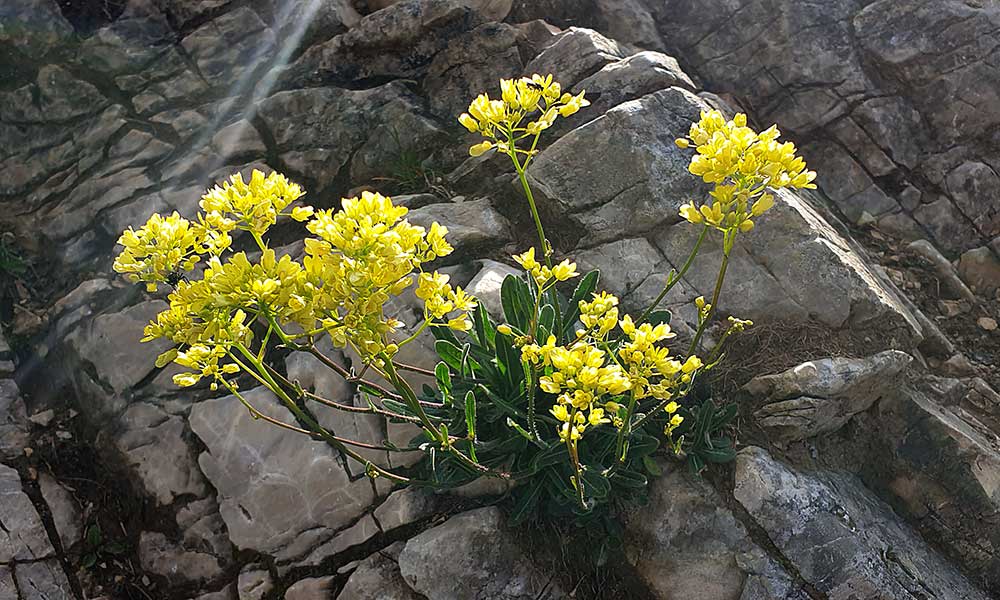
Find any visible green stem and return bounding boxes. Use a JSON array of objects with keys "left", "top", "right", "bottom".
[
  {"left": 397, "top": 318, "right": 430, "bottom": 348},
  {"left": 232, "top": 343, "right": 411, "bottom": 483},
  {"left": 637, "top": 225, "right": 709, "bottom": 325},
  {"left": 250, "top": 230, "right": 267, "bottom": 252},
  {"left": 615, "top": 389, "right": 638, "bottom": 463},
  {"left": 524, "top": 362, "right": 541, "bottom": 441},
  {"left": 568, "top": 436, "right": 587, "bottom": 511},
  {"left": 688, "top": 237, "right": 733, "bottom": 355},
  {"left": 508, "top": 130, "right": 551, "bottom": 267},
  {"left": 380, "top": 356, "right": 441, "bottom": 439},
  {"left": 632, "top": 385, "right": 692, "bottom": 431}
]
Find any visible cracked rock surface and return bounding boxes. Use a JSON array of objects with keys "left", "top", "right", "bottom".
[{"left": 3, "top": 0, "right": 1000, "bottom": 598}]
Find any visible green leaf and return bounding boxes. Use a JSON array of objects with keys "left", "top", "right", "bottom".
[
  {"left": 509, "top": 479, "right": 544, "bottom": 525},
  {"left": 464, "top": 390, "right": 477, "bottom": 441},
  {"left": 506, "top": 417, "right": 534, "bottom": 441},
  {"left": 435, "top": 362, "right": 452, "bottom": 406},
  {"left": 473, "top": 303, "right": 494, "bottom": 349},
  {"left": 711, "top": 402, "right": 739, "bottom": 429},
  {"left": 501, "top": 275, "right": 522, "bottom": 327},
  {"left": 460, "top": 343, "right": 474, "bottom": 378},
  {"left": 381, "top": 398, "right": 417, "bottom": 418},
  {"left": 529, "top": 443, "right": 570, "bottom": 474},
  {"left": 86, "top": 524, "right": 101, "bottom": 547},
  {"left": 494, "top": 332, "right": 524, "bottom": 390},
  {"left": 537, "top": 304, "right": 556, "bottom": 341},
  {"left": 700, "top": 436, "right": 736, "bottom": 463},
  {"left": 610, "top": 468, "right": 648, "bottom": 489},
  {"left": 435, "top": 339, "right": 464, "bottom": 371},
  {"left": 644, "top": 309, "right": 672, "bottom": 326},
  {"left": 104, "top": 542, "right": 127, "bottom": 555},
  {"left": 628, "top": 434, "right": 660, "bottom": 458},
  {"left": 688, "top": 453, "right": 706, "bottom": 474},
  {"left": 581, "top": 467, "right": 611, "bottom": 500},
  {"left": 562, "top": 270, "right": 599, "bottom": 336},
  {"left": 81, "top": 553, "right": 97, "bottom": 569},
  {"left": 642, "top": 455, "right": 662, "bottom": 477}
]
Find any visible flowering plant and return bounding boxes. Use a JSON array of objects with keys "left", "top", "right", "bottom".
[{"left": 113, "top": 75, "right": 815, "bottom": 526}]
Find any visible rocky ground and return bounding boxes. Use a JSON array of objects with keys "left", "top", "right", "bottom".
[{"left": 2, "top": 0, "right": 1000, "bottom": 599}]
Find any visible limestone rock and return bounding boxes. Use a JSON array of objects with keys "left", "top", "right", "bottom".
[
  {"left": 574, "top": 238, "right": 670, "bottom": 310},
  {"left": 575, "top": 51, "right": 697, "bottom": 118},
  {"left": 424, "top": 22, "right": 523, "bottom": 118},
  {"left": 285, "top": 575, "right": 337, "bottom": 600},
  {"left": 865, "top": 375, "right": 1000, "bottom": 591},
  {"left": 407, "top": 198, "right": 512, "bottom": 252},
  {"left": 238, "top": 566, "right": 274, "bottom": 600},
  {"left": 0, "top": 566, "right": 14, "bottom": 599},
  {"left": 337, "top": 545, "right": 420, "bottom": 600},
  {"left": 373, "top": 488, "right": 437, "bottom": 532},
  {"left": 593, "top": 0, "right": 664, "bottom": 51},
  {"left": 735, "top": 446, "right": 990, "bottom": 600},
  {"left": 66, "top": 300, "right": 169, "bottom": 402},
  {"left": 284, "top": 0, "right": 484, "bottom": 86},
  {"left": 524, "top": 28, "right": 625, "bottom": 89},
  {"left": 466, "top": 260, "right": 520, "bottom": 318},
  {"left": 958, "top": 246, "right": 1000, "bottom": 295},
  {"left": 945, "top": 162, "right": 1000, "bottom": 240},
  {"left": 139, "top": 531, "right": 225, "bottom": 585},
  {"left": 625, "top": 464, "right": 795, "bottom": 600},
  {"left": 0, "top": 379, "right": 29, "bottom": 460},
  {"left": 1, "top": 66, "right": 109, "bottom": 124},
  {"left": 257, "top": 83, "right": 446, "bottom": 189},
  {"left": 745, "top": 351, "right": 913, "bottom": 442},
  {"left": 0, "top": 0, "right": 73, "bottom": 56},
  {"left": 114, "top": 402, "right": 207, "bottom": 505},
  {"left": 398, "top": 506, "right": 565, "bottom": 599},
  {"left": 0, "top": 464, "right": 54, "bottom": 562},
  {"left": 12, "top": 559, "right": 75, "bottom": 600},
  {"left": 296, "top": 514, "right": 380, "bottom": 569},
  {"left": 855, "top": 0, "right": 1000, "bottom": 143},
  {"left": 38, "top": 473, "right": 82, "bottom": 551},
  {"left": 189, "top": 387, "right": 375, "bottom": 564},
  {"left": 181, "top": 8, "right": 276, "bottom": 91}
]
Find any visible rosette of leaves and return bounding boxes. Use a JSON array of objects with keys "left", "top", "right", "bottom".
[{"left": 381, "top": 268, "right": 738, "bottom": 526}]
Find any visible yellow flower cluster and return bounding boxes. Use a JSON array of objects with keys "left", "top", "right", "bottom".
[
  {"left": 578, "top": 291, "right": 619, "bottom": 338},
  {"left": 512, "top": 247, "right": 578, "bottom": 288},
  {"left": 675, "top": 110, "right": 816, "bottom": 232},
  {"left": 201, "top": 170, "right": 308, "bottom": 237},
  {"left": 415, "top": 272, "right": 478, "bottom": 332},
  {"left": 521, "top": 335, "right": 631, "bottom": 442},
  {"left": 459, "top": 74, "right": 590, "bottom": 157},
  {"left": 618, "top": 315, "right": 701, "bottom": 400},
  {"left": 114, "top": 171, "right": 475, "bottom": 390},
  {"left": 113, "top": 212, "right": 231, "bottom": 292}
]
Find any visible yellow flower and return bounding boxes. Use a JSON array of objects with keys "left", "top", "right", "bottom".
[
  {"left": 469, "top": 141, "right": 494, "bottom": 157},
  {"left": 458, "top": 112, "right": 479, "bottom": 132},
  {"left": 291, "top": 206, "right": 315, "bottom": 221},
  {"left": 460, "top": 75, "right": 586, "bottom": 159},
  {"left": 679, "top": 202, "right": 703, "bottom": 224},
  {"left": 551, "top": 259, "right": 578, "bottom": 281},
  {"left": 558, "top": 90, "right": 590, "bottom": 117},
  {"left": 674, "top": 110, "right": 816, "bottom": 233}
]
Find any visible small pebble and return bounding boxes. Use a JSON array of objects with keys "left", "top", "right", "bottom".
[
  {"left": 56, "top": 430, "right": 73, "bottom": 440},
  {"left": 28, "top": 409, "right": 55, "bottom": 427},
  {"left": 978, "top": 316, "right": 998, "bottom": 331}
]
